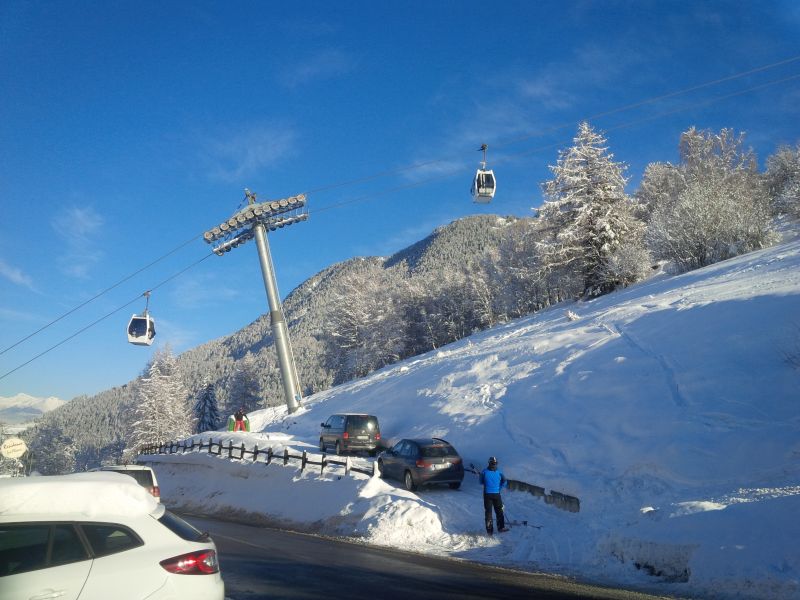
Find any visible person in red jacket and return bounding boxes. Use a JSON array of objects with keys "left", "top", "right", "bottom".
[{"left": 233, "top": 407, "right": 247, "bottom": 432}]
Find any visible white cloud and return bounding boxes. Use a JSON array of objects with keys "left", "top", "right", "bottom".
[
  {"left": 200, "top": 122, "right": 299, "bottom": 183},
  {"left": 169, "top": 273, "right": 240, "bottom": 310},
  {"left": 50, "top": 206, "right": 104, "bottom": 279},
  {"left": 0, "top": 258, "right": 34, "bottom": 289},
  {"left": 278, "top": 48, "right": 355, "bottom": 88}
]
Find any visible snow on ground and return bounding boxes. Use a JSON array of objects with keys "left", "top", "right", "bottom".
[{"left": 143, "top": 234, "right": 800, "bottom": 600}]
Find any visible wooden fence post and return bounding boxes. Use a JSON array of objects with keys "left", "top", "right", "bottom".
[
  {"left": 267, "top": 447, "right": 273, "bottom": 465},
  {"left": 227, "top": 441, "right": 233, "bottom": 459},
  {"left": 301, "top": 451, "right": 307, "bottom": 472},
  {"left": 345, "top": 456, "right": 351, "bottom": 477},
  {"left": 283, "top": 448, "right": 289, "bottom": 465},
  {"left": 239, "top": 443, "right": 245, "bottom": 460},
  {"left": 321, "top": 454, "right": 326, "bottom": 475},
  {"left": 253, "top": 445, "right": 259, "bottom": 462}
]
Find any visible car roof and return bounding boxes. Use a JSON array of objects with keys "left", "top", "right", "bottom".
[
  {"left": 404, "top": 438, "right": 453, "bottom": 447},
  {"left": 0, "top": 472, "right": 163, "bottom": 522},
  {"left": 99, "top": 464, "right": 153, "bottom": 471},
  {"left": 333, "top": 413, "right": 377, "bottom": 417}
]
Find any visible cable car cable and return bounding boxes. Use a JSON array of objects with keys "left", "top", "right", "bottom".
[
  {"left": 0, "top": 251, "right": 215, "bottom": 383},
  {"left": 310, "top": 72, "right": 800, "bottom": 214},
  {"left": 3, "top": 58, "right": 798, "bottom": 371},
  {"left": 0, "top": 234, "right": 202, "bottom": 356},
  {"left": 300, "top": 54, "right": 800, "bottom": 198}
]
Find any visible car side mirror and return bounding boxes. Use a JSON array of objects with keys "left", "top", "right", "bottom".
[{"left": 320, "top": 423, "right": 327, "bottom": 428}]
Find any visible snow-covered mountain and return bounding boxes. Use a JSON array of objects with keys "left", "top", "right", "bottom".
[
  {"left": 142, "top": 232, "right": 800, "bottom": 599},
  {"left": 0, "top": 393, "right": 65, "bottom": 426}
]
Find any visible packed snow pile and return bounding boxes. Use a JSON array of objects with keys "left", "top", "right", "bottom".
[
  {"left": 0, "top": 472, "right": 159, "bottom": 518},
  {"left": 143, "top": 236, "right": 800, "bottom": 600}
]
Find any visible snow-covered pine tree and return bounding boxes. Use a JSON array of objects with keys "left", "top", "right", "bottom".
[
  {"left": 227, "top": 351, "right": 263, "bottom": 415},
  {"left": 765, "top": 142, "right": 800, "bottom": 217},
  {"left": 646, "top": 127, "right": 774, "bottom": 272},
  {"left": 126, "top": 346, "right": 193, "bottom": 454},
  {"left": 325, "top": 264, "right": 406, "bottom": 381},
  {"left": 193, "top": 379, "right": 221, "bottom": 433},
  {"left": 539, "top": 121, "right": 650, "bottom": 297},
  {"left": 26, "top": 422, "right": 77, "bottom": 475}
]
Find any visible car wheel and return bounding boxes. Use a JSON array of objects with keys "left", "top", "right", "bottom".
[
  {"left": 335, "top": 441, "right": 342, "bottom": 456},
  {"left": 377, "top": 459, "right": 385, "bottom": 477},
  {"left": 404, "top": 471, "right": 416, "bottom": 491},
  {"left": 449, "top": 482, "right": 461, "bottom": 490},
  {"left": 319, "top": 439, "right": 325, "bottom": 452}
]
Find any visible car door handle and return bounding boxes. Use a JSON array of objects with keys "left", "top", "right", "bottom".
[{"left": 30, "top": 590, "right": 66, "bottom": 600}]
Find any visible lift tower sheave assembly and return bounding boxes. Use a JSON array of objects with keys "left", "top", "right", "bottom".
[{"left": 203, "top": 190, "right": 308, "bottom": 414}]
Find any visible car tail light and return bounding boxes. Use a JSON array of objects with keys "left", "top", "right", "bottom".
[
  {"left": 343, "top": 432, "right": 349, "bottom": 439},
  {"left": 160, "top": 550, "right": 219, "bottom": 575},
  {"left": 375, "top": 433, "right": 381, "bottom": 440},
  {"left": 452, "top": 458, "right": 462, "bottom": 464},
  {"left": 416, "top": 459, "right": 431, "bottom": 468},
  {"left": 149, "top": 485, "right": 160, "bottom": 498}
]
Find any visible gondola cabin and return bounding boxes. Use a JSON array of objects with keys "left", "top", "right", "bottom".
[
  {"left": 127, "top": 313, "right": 156, "bottom": 346},
  {"left": 471, "top": 168, "right": 496, "bottom": 203}
]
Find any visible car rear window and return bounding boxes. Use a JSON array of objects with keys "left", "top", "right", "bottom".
[
  {"left": 157, "top": 510, "right": 208, "bottom": 542},
  {"left": 421, "top": 444, "right": 458, "bottom": 458},
  {"left": 110, "top": 469, "right": 154, "bottom": 488},
  {"left": 347, "top": 416, "right": 378, "bottom": 431}
]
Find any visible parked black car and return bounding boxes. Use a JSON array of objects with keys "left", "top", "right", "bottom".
[
  {"left": 319, "top": 413, "right": 381, "bottom": 456},
  {"left": 377, "top": 438, "right": 464, "bottom": 491}
]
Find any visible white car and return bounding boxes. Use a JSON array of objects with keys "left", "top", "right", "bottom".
[
  {"left": 97, "top": 464, "right": 161, "bottom": 502},
  {"left": 0, "top": 472, "right": 224, "bottom": 600}
]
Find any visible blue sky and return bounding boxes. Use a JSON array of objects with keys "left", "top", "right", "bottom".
[{"left": 1, "top": 1, "right": 799, "bottom": 401}]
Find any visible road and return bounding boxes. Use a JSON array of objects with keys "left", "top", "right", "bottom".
[{"left": 182, "top": 515, "right": 669, "bottom": 600}]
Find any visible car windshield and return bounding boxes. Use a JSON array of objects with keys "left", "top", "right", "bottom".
[{"left": 420, "top": 444, "right": 458, "bottom": 458}]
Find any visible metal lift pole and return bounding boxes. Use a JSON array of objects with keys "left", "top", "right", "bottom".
[{"left": 252, "top": 221, "right": 302, "bottom": 413}]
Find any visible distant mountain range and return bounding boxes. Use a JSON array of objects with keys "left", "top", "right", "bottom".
[{"left": 0, "top": 393, "right": 66, "bottom": 426}]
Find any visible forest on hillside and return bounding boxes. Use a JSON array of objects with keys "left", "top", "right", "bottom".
[{"left": 13, "top": 124, "right": 799, "bottom": 475}]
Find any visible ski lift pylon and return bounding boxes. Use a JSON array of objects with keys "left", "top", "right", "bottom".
[
  {"left": 471, "top": 143, "right": 496, "bottom": 203},
  {"left": 127, "top": 291, "right": 156, "bottom": 346}
]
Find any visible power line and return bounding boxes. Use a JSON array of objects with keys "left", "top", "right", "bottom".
[{"left": 0, "top": 251, "right": 215, "bottom": 383}]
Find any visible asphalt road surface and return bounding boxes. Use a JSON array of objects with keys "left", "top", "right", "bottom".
[{"left": 182, "top": 515, "right": 670, "bottom": 600}]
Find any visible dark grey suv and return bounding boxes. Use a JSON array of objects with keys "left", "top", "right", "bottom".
[
  {"left": 319, "top": 414, "right": 381, "bottom": 456},
  {"left": 377, "top": 438, "right": 464, "bottom": 491}
]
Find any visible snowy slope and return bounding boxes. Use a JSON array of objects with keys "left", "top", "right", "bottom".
[{"left": 143, "top": 235, "right": 800, "bottom": 600}]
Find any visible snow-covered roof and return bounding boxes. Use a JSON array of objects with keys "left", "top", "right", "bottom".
[{"left": 0, "top": 472, "right": 161, "bottom": 520}]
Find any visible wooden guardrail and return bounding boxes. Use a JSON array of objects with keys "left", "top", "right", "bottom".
[{"left": 139, "top": 439, "right": 580, "bottom": 512}]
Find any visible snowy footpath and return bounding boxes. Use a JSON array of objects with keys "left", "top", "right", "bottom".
[{"left": 143, "top": 236, "right": 800, "bottom": 600}]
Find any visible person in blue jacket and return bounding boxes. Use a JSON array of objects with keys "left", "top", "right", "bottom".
[{"left": 479, "top": 456, "right": 508, "bottom": 535}]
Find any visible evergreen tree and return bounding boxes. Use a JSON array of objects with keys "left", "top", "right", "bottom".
[
  {"left": 227, "top": 351, "right": 263, "bottom": 414},
  {"left": 26, "top": 422, "right": 76, "bottom": 475},
  {"left": 539, "top": 121, "right": 650, "bottom": 297},
  {"left": 126, "top": 346, "right": 193, "bottom": 453},
  {"left": 193, "top": 380, "right": 221, "bottom": 433}
]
